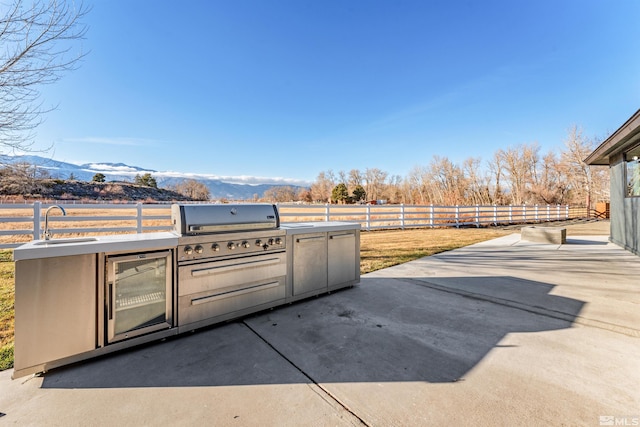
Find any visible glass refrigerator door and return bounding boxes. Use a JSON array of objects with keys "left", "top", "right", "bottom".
[{"left": 107, "top": 250, "right": 173, "bottom": 343}]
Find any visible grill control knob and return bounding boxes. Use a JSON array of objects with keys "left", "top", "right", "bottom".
[
  {"left": 194, "top": 245, "right": 204, "bottom": 254},
  {"left": 255, "top": 239, "right": 262, "bottom": 247},
  {"left": 275, "top": 237, "right": 283, "bottom": 245},
  {"left": 211, "top": 243, "right": 220, "bottom": 252},
  {"left": 268, "top": 238, "right": 275, "bottom": 245},
  {"left": 227, "top": 242, "right": 236, "bottom": 250},
  {"left": 184, "top": 245, "right": 193, "bottom": 255},
  {"left": 241, "top": 241, "right": 250, "bottom": 249}
]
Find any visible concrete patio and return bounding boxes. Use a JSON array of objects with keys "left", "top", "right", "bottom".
[{"left": 1, "top": 227, "right": 638, "bottom": 426}]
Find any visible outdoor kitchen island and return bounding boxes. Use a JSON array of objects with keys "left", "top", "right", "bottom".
[{"left": 11, "top": 208, "right": 360, "bottom": 379}]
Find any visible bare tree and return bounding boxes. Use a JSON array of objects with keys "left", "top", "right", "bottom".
[
  {"left": 0, "top": 0, "right": 89, "bottom": 150},
  {"left": 263, "top": 186, "right": 297, "bottom": 203},
  {"left": 171, "top": 179, "right": 210, "bottom": 200},
  {"left": 498, "top": 143, "right": 540, "bottom": 205},
  {"left": 560, "top": 126, "right": 608, "bottom": 209},
  {"left": 529, "top": 150, "right": 568, "bottom": 204},
  {"left": 424, "top": 156, "right": 466, "bottom": 205},
  {"left": 337, "top": 170, "right": 348, "bottom": 187},
  {"left": 487, "top": 151, "right": 506, "bottom": 204},
  {"left": 384, "top": 174, "right": 404, "bottom": 204},
  {"left": 405, "top": 165, "right": 429, "bottom": 204},
  {"left": 296, "top": 187, "right": 313, "bottom": 203},
  {"left": 463, "top": 157, "right": 491, "bottom": 205},
  {"left": 310, "top": 170, "right": 335, "bottom": 202},
  {"left": 348, "top": 169, "right": 363, "bottom": 188},
  {"left": 364, "top": 167, "right": 388, "bottom": 202},
  {"left": 0, "top": 161, "right": 49, "bottom": 195}
]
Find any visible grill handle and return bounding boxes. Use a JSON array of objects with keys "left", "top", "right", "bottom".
[
  {"left": 191, "top": 281, "right": 281, "bottom": 306},
  {"left": 190, "top": 257, "right": 282, "bottom": 277}
]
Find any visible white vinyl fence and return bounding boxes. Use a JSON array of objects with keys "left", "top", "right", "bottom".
[
  {"left": 0, "top": 202, "right": 173, "bottom": 249},
  {"left": 0, "top": 201, "right": 586, "bottom": 249},
  {"left": 276, "top": 203, "right": 577, "bottom": 231}
]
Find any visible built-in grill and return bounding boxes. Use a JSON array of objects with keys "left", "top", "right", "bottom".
[{"left": 171, "top": 204, "right": 287, "bottom": 332}]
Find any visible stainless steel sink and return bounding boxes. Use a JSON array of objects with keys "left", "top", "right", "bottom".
[{"left": 32, "top": 237, "right": 98, "bottom": 246}]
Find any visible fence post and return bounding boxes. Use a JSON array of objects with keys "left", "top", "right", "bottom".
[
  {"left": 493, "top": 205, "right": 497, "bottom": 226},
  {"left": 400, "top": 203, "right": 405, "bottom": 230},
  {"left": 429, "top": 204, "right": 434, "bottom": 228},
  {"left": 33, "top": 201, "right": 42, "bottom": 240},
  {"left": 523, "top": 204, "right": 527, "bottom": 222},
  {"left": 325, "top": 203, "right": 330, "bottom": 222},
  {"left": 455, "top": 205, "right": 460, "bottom": 228},
  {"left": 509, "top": 205, "right": 512, "bottom": 223},
  {"left": 137, "top": 203, "right": 143, "bottom": 233},
  {"left": 566, "top": 204, "right": 569, "bottom": 219},
  {"left": 366, "top": 204, "right": 371, "bottom": 231},
  {"left": 546, "top": 204, "right": 550, "bottom": 221},
  {"left": 556, "top": 204, "right": 560, "bottom": 220},
  {"left": 475, "top": 205, "right": 479, "bottom": 227}
]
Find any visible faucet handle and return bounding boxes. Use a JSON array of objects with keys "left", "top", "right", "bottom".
[{"left": 43, "top": 205, "right": 67, "bottom": 241}]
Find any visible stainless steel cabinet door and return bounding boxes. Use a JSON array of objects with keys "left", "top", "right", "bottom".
[
  {"left": 328, "top": 231, "right": 358, "bottom": 287},
  {"left": 292, "top": 233, "right": 328, "bottom": 296}
]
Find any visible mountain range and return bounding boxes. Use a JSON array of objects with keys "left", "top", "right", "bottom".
[{"left": 0, "top": 155, "right": 309, "bottom": 200}]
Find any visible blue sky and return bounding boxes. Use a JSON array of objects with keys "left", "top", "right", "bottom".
[{"left": 30, "top": 0, "right": 640, "bottom": 185}]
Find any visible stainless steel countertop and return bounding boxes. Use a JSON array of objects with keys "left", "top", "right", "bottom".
[
  {"left": 13, "top": 222, "right": 361, "bottom": 261},
  {"left": 280, "top": 221, "right": 360, "bottom": 235},
  {"left": 13, "top": 232, "right": 180, "bottom": 261}
]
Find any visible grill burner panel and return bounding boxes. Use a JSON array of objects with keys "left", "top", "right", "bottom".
[{"left": 176, "top": 229, "right": 286, "bottom": 263}]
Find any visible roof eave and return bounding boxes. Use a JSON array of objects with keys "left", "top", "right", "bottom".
[{"left": 585, "top": 108, "right": 640, "bottom": 165}]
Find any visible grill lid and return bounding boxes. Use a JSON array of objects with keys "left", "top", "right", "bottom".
[{"left": 171, "top": 203, "right": 280, "bottom": 235}]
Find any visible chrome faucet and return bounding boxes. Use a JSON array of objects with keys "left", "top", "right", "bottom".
[{"left": 43, "top": 205, "right": 66, "bottom": 240}]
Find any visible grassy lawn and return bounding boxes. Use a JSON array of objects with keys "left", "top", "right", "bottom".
[
  {"left": 0, "top": 250, "right": 14, "bottom": 371},
  {"left": 360, "top": 227, "right": 512, "bottom": 274}
]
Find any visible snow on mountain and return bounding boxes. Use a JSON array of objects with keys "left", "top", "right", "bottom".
[{"left": 0, "top": 155, "right": 309, "bottom": 200}]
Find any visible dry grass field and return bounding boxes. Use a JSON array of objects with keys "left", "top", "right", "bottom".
[{"left": 0, "top": 218, "right": 610, "bottom": 371}]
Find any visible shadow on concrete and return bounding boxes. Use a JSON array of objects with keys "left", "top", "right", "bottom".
[
  {"left": 41, "top": 275, "right": 584, "bottom": 389},
  {"left": 565, "top": 238, "right": 609, "bottom": 245}
]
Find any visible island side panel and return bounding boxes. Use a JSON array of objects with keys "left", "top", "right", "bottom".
[{"left": 14, "top": 254, "right": 97, "bottom": 376}]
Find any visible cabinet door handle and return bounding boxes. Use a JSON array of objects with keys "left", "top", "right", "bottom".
[
  {"left": 296, "top": 236, "right": 325, "bottom": 243},
  {"left": 330, "top": 233, "right": 354, "bottom": 240},
  {"left": 108, "top": 282, "right": 113, "bottom": 320}
]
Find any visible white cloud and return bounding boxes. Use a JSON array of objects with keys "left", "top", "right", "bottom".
[
  {"left": 84, "top": 163, "right": 153, "bottom": 174},
  {"left": 63, "top": 137, "right": 159, "bottom": 146},
  {"left": 80, "top": 165, "right": 311, "bottom": 186},
  {"left": 154, "top": 170, "right": 311, "bottom": 186}
]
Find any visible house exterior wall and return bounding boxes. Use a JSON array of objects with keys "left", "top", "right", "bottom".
[{"left": 610, "top": 152, "right": 640, "bottom": 255}]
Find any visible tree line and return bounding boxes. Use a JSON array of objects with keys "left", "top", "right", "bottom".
[{"left": 263, "top": 126, "right": 609, "bottom": 208}]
